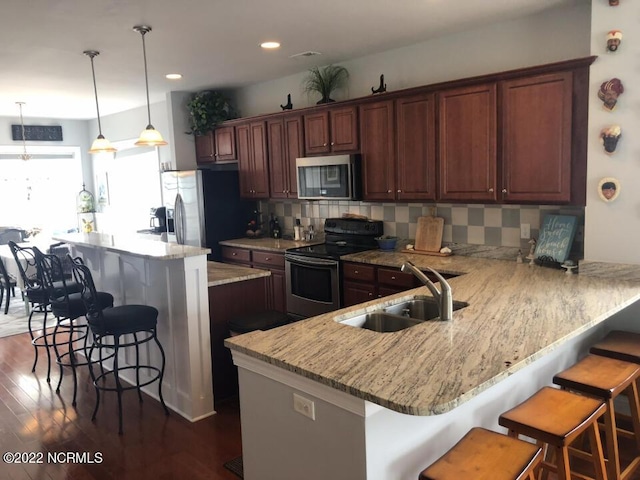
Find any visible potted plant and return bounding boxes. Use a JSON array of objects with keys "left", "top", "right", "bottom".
[
  {"left": 186, "top": 91, "right": 238, "bottom": 136},
  {"left": 303, "top": 65, "right": 349, "bottom": 104}
]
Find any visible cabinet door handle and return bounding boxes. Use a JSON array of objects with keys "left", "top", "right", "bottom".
[
  {"left": 331, "top": 142, "right": 334, "bottom": 146},
  {"left": 214, "top": 153, "right": 218, "bottom": 157},
  {"left": 323, "top": 143, "right": 327, "bottom": 147},
  {"left": 502, "top": 188, "right": 507, "bottom": 193},
  {"left": 391, "top": 276, "right": 396, "bottom": 280},
  {"left": 397, "top": 190, "right": 401, "bottom": 193},
  {"left": 368, "top": 292, "right": 373, "bottom": 296},
  {"left": 265, "top": 257, "right": 271, "bottom": 261},
  {"left": 232, "top": 252, "right": 237, "bottom": 256},
  {"left": 387, "top": 190, "right": 392, "bottom": 193},
  {"left": 488, "top": 188, "right": 494, "bottom": 192},
  {"left": 354, "top": 270, "right": 359, "bottom": 274}
]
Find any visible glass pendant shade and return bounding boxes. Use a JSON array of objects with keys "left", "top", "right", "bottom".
[
  {"left": 135, "top": 125, "right": 168, "bottom": 146},
  {"left": 89, "top": 134, "right": 117, "bottom": 154}
]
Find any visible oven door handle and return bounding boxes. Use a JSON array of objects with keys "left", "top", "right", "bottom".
[{"left": 285, "top": 255, "right": 339, "bottom": 268}]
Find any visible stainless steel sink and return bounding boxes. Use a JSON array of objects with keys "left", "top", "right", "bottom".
[
  {"left": 339, "top": 312, "right": 423, "bottom": 333},
  {"left": 384, "top": 296, "right": 469, "bottom": 320},
  {"left": 336, "top": 295, "right": 469, "bottom": 332}
]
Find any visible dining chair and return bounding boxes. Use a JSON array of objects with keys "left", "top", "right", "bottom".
[
  {"left": 0, "top": 256, "right": 17, "bottom": 314},
  {"left": 0, "top": 228, "right": 25, "bottom": 245}
]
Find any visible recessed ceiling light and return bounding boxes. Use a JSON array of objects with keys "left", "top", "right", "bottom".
[
  {"left": 260, "top": 41, "right": 280, "bottom": 49},
  {"left": 165, "top": 73, "right": 183, "bottom": 80}
]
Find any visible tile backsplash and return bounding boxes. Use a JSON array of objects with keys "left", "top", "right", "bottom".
[{"left": 260, "top": 200, "right": 584, "bottom": 255}]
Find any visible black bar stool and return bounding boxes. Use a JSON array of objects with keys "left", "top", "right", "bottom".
[
  {"left": 71, "top": 260, "right": 169, "bottom": 434},
  {"left": 9, "top": 241, "right": 54, "bottom": 381},
  {"left": 35, "top": 250, "right": 114, "bottom": 406}
]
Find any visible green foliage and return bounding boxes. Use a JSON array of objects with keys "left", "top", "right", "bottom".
[
  {"left": 303, "top": 65, "right": 349, "bottom": 103},
  {"left": 186, "top": 91, "right": 238, "bottom": 135}
]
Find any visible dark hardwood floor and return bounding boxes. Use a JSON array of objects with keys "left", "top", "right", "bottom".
[{"left": 0, "top": 329, "right": 242, "bottom": 480}]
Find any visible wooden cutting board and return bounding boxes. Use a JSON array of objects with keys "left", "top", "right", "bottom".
[{"left": 414, "top": 216, "right": 444, "bottom": 252}]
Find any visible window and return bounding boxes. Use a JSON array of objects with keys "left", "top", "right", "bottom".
[{"left": 0, "top": 147, "right": 82, "bottom": 236}]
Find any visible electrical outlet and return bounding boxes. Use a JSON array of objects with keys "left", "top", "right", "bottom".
[
  {"left": 520, "top": 223, "right": 531, "bottom": 239},
  {"left": 293, "top": 393, "right": 315, "bottom": 420}
]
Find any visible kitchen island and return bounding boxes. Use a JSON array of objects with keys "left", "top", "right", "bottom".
[
  {"left": 54, "top": 232, "right": 215, "bottom": 422},
  {"left": 226, "top": 252, "right": 640, "bottom": 480}
]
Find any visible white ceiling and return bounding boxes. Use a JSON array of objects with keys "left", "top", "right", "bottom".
[{"left": 1, "top": 0, "right": 584, "bottom": 120}]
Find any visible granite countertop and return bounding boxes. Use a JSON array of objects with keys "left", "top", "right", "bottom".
[
  {"left": 207, "top": 261, "right": 270, "bottom": 287},
  {"left": 226, "top": 252, "right": 640, "bottom": 416},
  {"left": 219, "top": 237, "right": 323, "bottom": 252},
  {"left": 54, "top": 232, "right": 210, "bottom": 259}
]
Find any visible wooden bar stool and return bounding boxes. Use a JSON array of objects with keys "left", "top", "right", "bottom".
[
  {"left": 553, "top": 354, "right": 640, "bottom": 480},
  {"left": 418, "top": 427, "right": 542, "bottom": 480},
  {"left": 499, "top": 386, "right": 608, "bottom": 480}
]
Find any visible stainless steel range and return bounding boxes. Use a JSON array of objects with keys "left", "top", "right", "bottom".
[{"left": 285, "top": 218, "right": 383, "bottom": 319}]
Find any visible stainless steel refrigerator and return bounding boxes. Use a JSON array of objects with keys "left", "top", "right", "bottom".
[{"left": 162, "top": 168, "right": 255, "bottom": 261}]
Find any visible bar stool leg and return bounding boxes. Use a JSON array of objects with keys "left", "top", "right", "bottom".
[
  {"left": 112, "top": 335, "right": 124, "bottom": 435},
  {"left": 587, "top": 421, "right": 608, "bottom": 480},
  {"left": 133, "top": 332, "right": 143, "bottom": 403},
  {"left": 88, "top": 340, "right": 101, "bottom": 422}
]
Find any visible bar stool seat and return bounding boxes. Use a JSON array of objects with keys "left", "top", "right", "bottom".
[
  {"left": 554, "top": 354, "right": 640, "bottom": 480},
  {"left": 418, "top": 427, "right": 542, "bottom": 480},
  {"left": 499, "top": 386, "right": 608, "bottom": 480},
  {"left": 591, "top": 331, "right": 640, "bottom": 364}
]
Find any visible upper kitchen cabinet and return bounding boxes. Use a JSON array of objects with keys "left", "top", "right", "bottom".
[
  {"left": 236, "top": 121, "right": 269, "bottom": 199},
  {"left": 438, "top": 83, "right": 498, "bottom": 202},
  {"left": 195, "top": 126, "right": 237, "bottom": 165},
  {"left": 303, "top": 106, "right": 358, "bottom": 155},
  {"left": 267, "top": 114, "right": 303, "bottom": 199},
  {"left": 395, "top": 93, "right": 437, "bottom": 201},
  {"left": 500, "top": 72, "right": 573, "bottom": 203},
  {"left": 359, "top": 100, "right": 396, "bottom": 201}
]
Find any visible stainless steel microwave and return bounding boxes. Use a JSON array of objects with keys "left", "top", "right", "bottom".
[{"left": 296, "top": 155, "right": 361, "bottom": 200}]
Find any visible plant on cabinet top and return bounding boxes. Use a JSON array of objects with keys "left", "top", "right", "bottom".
[{"left": 186, "top": 90, "right": 238, "bottom": 136}]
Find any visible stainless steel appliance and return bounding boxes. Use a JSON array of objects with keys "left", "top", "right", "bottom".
[
  {"left": 285, "top": 218, "right": 383, "bottom": 319},
  {"left": 162, "top": 169, "right": 255, "bottom": 261},
  {"left": 296, "top": 155, "right": 361, "bottom": 200}
]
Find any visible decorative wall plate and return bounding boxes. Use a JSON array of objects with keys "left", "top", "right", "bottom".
[{"left": 598, "top": 177, "right": 621, "bottom": 202}]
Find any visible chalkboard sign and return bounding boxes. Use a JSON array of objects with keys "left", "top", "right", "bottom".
[
  {"left": 11, "top": 125, "right": 63, "bottom": 141},
  {"left": 534, "top": 215, "right": 578, "bottom": 263}
]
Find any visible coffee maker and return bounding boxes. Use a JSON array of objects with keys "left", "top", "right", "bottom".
[{"left": 150, "top": 207, "right": 172, "bottom": 233}]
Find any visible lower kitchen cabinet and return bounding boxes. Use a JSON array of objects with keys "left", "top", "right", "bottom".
[
  {"left": 342, "top": 262, "right": 421, "bottom": 307},
  {"left": 208, "top": 277, "right": 267, "bottom": 404},
  {"left": 221, "top": 246, "right": 286, "bottom": 313}
]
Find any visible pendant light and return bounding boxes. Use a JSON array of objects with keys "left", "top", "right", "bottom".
[
  {"left": 84, "top": 50, "right": 117, "bottom": 154},
  {"left": 15, "top": 102, "right": 31, "bottom": 161},
  {"left": 133, "top": 25, "right": 168, "bottom": 147}
]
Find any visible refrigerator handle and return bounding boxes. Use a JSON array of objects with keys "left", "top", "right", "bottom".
[{"left": 174, "top": 193, "right": 185, "bottom": 244}]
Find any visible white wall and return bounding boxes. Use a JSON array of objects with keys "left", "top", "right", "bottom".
[
  {"left": 233, "top": 4, "right": 590, "bottom": 117},
  {"left": 584, "top": 1, "right": 639, "bottom": 264},
  {"left": 0, "top": 116, "right": 93, "bottom": 186}
]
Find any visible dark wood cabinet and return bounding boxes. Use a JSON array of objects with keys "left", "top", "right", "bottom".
[
  {"left": 438, "top": 83, "right": 498, "bottom": 202},
  {"left": 195, "top": 126, "right": 236, "bottom": 165},
  {"left": 237, "top": 121, "right": 269, "bottom": 198},
  {"left": 500, "top": 72, "right": 573, "bottom": 203},
  {"left": 268, "top": 114, "right": 303, "bottom": 199},
  {"left": 342, "top": 262, "right": 420, "bottom": 307},
  {"left": 395, "top": 93, "right": 437, "bottom": 201},
  {"left": 304, "top": 106, "right": 358, "bottom": 155},
  {"left": 360, "top": 100, "right": 396, "bottom": 201},
  {"left": 213, "top": 126, "right": 236, "bottom": 162},
  {"left": 220, "top": 246, "right": 287, "bottom": 314}
]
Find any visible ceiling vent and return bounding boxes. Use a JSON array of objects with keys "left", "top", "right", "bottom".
[{"left": 289, "top": 51, "right": 322, "bottom": 58}]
